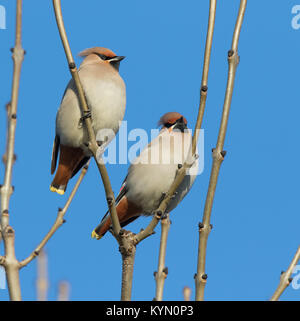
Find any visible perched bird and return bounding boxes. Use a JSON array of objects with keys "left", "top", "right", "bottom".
[
  {"left": 92, "top": 112, "right": 198, "bottom": 239},
  {"left": 50, "top": 47, "right": 126, "bottom": 195}
]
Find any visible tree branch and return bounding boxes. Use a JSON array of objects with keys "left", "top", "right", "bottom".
[
  {"left": 117, "top": 0, "right": 217, "bottom": 299},
  {"left": 0, "top": 0, "right": 25, "bottom": 301},
  {"left": 154, "top": 214, "right": 170, "bottom": 301},
  {"left": 2, "top": 226, "right": 21, "bottom": 300},
  {"left": 135, "top": 0, "right": 216, "bottom": 254},
  {"left": 57, "top": 281, "right": 70, "bottom": 301},
  {"left": 183, "top": 286, "right": 192, "bottom": 301},
  {"left": 195, "top": 0, "right": 247, "bottom": 301},
  {"left": 52, "top": 0, "right": 121, "bottom": 238},
  {"left": 118, "top": 230, "right": 137, "bottom": 301},
  {"left": 19, "top": 162, "right": 89, "bottom": 268},
  {"left": 270, "top": 246, "right": 300, "bottom": 301},
  {"left": 36, "top": 250, "right": 48, "bottom": 301},
  {"left": 52, "top": 0, "right": 144, "bottom": 300}
]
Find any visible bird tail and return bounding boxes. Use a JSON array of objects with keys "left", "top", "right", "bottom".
[
  {"left": 50, "top": 164, "right": 73, "bottom": 195},
  {"left": 91, "top": 196, "right": 141, "bottom": 240},
  {"left": 91, "top": 212, "right": 113, "bottom": 240},
  {"left": 50, "top": 144, "right": 87, "bottom": 195}
]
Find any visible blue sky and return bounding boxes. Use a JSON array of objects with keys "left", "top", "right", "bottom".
[{"left": 0, "top": 0, "right": 300, "bottom": 301}]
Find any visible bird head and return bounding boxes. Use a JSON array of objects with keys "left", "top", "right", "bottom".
[
  {"left": 78, "top": 47, "right": 125, "bottom": 71},
  {"left": 158, "top": 112, "right": 188, "bottom": 133}
]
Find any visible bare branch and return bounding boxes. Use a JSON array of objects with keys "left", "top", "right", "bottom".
[
  {"left": 52, "top": 0, "right": 135, "bottom": 299},
  {"left": 134, "top": 212, "right": 162, "bottom": 244},
  {"left": 36, "top": 250, "right": 48, "bottom": 301},
  {"left": 135, "top": 0, "right": 217, "bottom": 249},
  {"left": 195, "top": 0, "right": 247, "bottom": 301},
  {"left": 0, "top": 2, "right": 25, "bottom": 227},
  {"left": 183, "top": 286, "right": 192, "bottom": 301},
  {"left": 19, "top": 163, "right": 89, "bottom": 268},
  {"left": 2, "top": 226, "right": 21, "bottom": 300},
  {"left": 57, "top": 281, "right": 70, "bottom": 301},
  {"left": 119, "top": 230, "right": 137, "bottom": 301},
  {"left": 270, "top": 246, "right": 300, "bottom": 301},
  {"left": 191, "top": 0, "right": 217, "bottom": 156},
  {"left": 154, "top": 214, "right": 170, "bottom": 301},
  {"left": 121, "top": 0, "right": 217, "bottom": 299},
  {"left": 52, "top": 0, "right": 121, "bottom": 238},
  {"left": 0, "top": 0, "right": 25, "bottom": 301}
]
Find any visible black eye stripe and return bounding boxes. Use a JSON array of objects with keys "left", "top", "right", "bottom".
[
  {"left": 164, "top": 117, "right": 186, "bottom": 127},
  {"left": 97, "top": 53, "right": 115, "bottom": 61}
]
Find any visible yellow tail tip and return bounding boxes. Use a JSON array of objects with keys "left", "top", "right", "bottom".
[
  {"left": 91, "top": 230, "right": 102, "bottom": 240},
  {"left": 50, "top": 186, "right": 65, "bottom": 195}
]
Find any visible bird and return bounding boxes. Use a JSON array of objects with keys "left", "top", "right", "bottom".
[
  {"left": 92, "top": 112, "right": 198, "bottom": 240},
  {"left": 50, "top": 47, "right": 126, "bottom": 195}
]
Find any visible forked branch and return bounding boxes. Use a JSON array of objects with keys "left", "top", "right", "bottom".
[{"left": 195, "top": 0, "right": 247, "bottom": 301}]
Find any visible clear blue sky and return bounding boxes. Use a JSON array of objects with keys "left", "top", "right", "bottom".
[{"left": 0, "top": 0, "right": 300, "bottom": 301}]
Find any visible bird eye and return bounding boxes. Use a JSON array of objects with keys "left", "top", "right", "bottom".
[
  {"left": 97, "top": 54, "right": 111, "bottom": 60},
  {"left": 164, "top": 123, "right": 173, "bottom": 128}
]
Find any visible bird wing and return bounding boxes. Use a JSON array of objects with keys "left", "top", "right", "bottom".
[
  {"left": 51, "top": 135, "right": 60, "bottom": 175},
  {"left": 100, "top": 175, "right": 129, "bottom": 223}
]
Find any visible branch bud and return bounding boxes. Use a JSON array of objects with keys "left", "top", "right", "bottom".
[
  {"left": 228, "top": 50, "right": 234, "bottom": 57},
  {"left": 69, "top": 62, "right": 76, "bottom": 69},
  {"left": 201, "top": 85, "right": 208, "bottom": 92}
]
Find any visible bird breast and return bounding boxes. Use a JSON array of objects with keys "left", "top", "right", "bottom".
[
  {"left": 125, "top": 129, "right": 198, "bottom": 214},
  {"left": 56, "top": 62, "right": 126, "bottom": 151}
]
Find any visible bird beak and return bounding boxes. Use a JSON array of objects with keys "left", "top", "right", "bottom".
[
  {"left": 110, "top": 56, "right": 126, "bottom": 62},
  {"left": 173, "top": 117, "right": 188, "bottom": 132},
  {"left": 109, "top": 56, "right": 125, "bottom": 71}
]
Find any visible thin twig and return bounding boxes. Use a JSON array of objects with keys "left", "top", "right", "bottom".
[
  {"left": 131, "top": 0, "right": 217, "bottom": 299},
  {"left": 0, "top": 0, "right": 25, "bottom": 301},
  {"left": 36, "top": 250, "right": 48, "bottom": 301},
  {"left": 52, "top": 0, "right": 129, "bottom": 299},
  {"left": 270, "top": 246, "right": 300, "bottom": 301},
  {"left": 183, "top": 286, "right": 192, "bottom": 301},
  {"left": 57, "top": 281, "right": 70, "bottom": 301},
  {"left": 135, "top": 0, "right": 216, "bottom": 246},
  {"left": 52, "top": 0, "right": 121, "bottom": 238},
  {"left": 154, "top": 214, "right": 171, "bottom": 301},
  {"left": 0, "top": 103, "right": 12, "bottom": 244},
  {"left": 195, "top": 0, "right": 247, "bottom": 301},
  {"left": 19, "top": 162, "right": 89, "bottom": 268}
]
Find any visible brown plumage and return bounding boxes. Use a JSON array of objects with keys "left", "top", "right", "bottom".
[
  {"left": 94, "top": 196, "right": 142, "bottom": 237},
  {"left": 92, "top": 112, "right": 197, "bottom": 240},
  {"left": 78, "top": 47, "right": 117, "bottom": 58},
  {"left": 158, "top": 111, "right": 187, "bottom": 127},
  {"left": 50, "top": 138, "right": 89, "bottom": 195},
  {"left": 50, "top": 46, "right": 126, "bottom": 195}
]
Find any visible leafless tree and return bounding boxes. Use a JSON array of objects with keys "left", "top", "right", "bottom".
[{"left": 1, "top": 0, "right": 298, "bottom": 302}]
